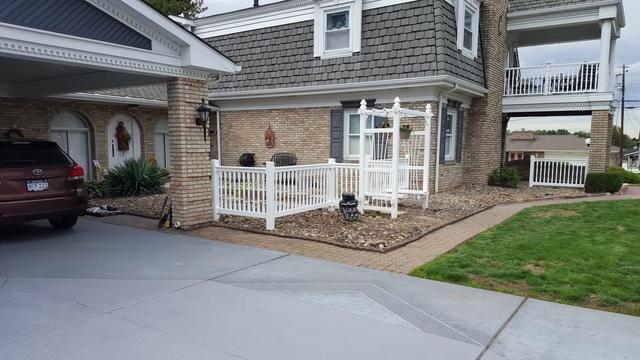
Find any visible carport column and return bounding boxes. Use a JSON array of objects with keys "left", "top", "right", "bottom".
[
  {"left": 167, "top": 77, "right": 212, "bottom": 229},
  {"left": 588, "top": 110, "right": 613, "bottom": 172}
]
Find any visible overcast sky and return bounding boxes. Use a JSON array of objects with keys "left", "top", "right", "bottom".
[{"left": 202, "top": 0, "right": 640, "bottom": 137}]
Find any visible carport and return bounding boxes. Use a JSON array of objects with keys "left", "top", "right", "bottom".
[{"left": 0, "top": 0, "right": 239, "bottom": 228}]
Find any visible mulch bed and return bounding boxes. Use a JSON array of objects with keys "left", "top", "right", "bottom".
[{"left": 89, "top": 183, "right": 586, "bottom": 252}]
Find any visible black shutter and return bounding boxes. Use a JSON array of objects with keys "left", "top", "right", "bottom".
[
  {"left": 455, "top": 110, "right": 464, "bottom": 163},
  {"left": 330, "top": 110, "right": 344, "bottom": 162},
  {"left": 439, "top": 104, "right": 447, "bottom": 164}
]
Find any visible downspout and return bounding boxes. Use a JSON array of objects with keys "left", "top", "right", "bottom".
[
  {"left": 216, "top": 109, "right": 221, "bottom": 161},
  {"left": 435, "top": 84, "right": 459, "bottom": 193}
]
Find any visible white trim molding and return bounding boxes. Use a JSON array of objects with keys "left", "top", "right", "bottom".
[
  {"left": 51, "top": 93, "right": 168, "bottom": 108},
  {"left": 210, "top": 75, "right": 487, "bottom": 100},
  {"left": 502, "top": 93, "right": 615, "bottom": 114}
]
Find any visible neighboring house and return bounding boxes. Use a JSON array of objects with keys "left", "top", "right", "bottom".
[
  {"left": 505, "top": 131, "right": 620, "bottom": 164},
  {"left": 0, "top": 0, "right": 626, "bottom": 227}
]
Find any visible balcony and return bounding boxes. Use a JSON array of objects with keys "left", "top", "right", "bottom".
[{"left": 504, "top": 62, "right": 600, "bottom": 97}]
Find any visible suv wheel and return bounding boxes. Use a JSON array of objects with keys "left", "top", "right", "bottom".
[{"left": 48, "top": 216, "right": 78, "bottom": 229}]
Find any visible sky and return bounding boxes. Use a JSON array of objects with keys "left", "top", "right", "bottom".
[{"left": 201, "top": 0, "right": 640, "bottom": 137}]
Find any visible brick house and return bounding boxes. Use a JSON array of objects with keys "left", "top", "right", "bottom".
[{"left": 0, "top": 0, "right": 626, "bottom": 227}]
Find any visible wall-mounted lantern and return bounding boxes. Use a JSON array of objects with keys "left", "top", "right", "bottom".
[{"left": 196, "top": 98, "right": 210, "bottom": 141}]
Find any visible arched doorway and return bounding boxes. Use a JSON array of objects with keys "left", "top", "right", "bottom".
[
  {"left": 154, "top": 116, "right": 170, "bottom": 169},
  {"left": 49, "top": 112, "right": 92, "bottom": 179},
  {"left": 107, "top": 114, "right": 141, "bottom": 169}
]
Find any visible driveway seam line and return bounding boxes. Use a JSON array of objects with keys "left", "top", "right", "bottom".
[
  {"left": 208, "top": 254, "right": 290, "bottom": 281},
  {"left": 476, "top": 297, "right": 528, "bottom": 360}
]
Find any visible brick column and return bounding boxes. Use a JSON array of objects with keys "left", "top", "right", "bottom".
[
  {"left": 463, "top": 0, "right": 509, "bottom": 184},
  {"left": 167, "top": 78, "right": 212, "bottom": 229},
  {"left": 588, "top": 110, "right": 613, "bottom": 172}
]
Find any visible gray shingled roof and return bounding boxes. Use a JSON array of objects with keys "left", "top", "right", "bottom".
[
  {"left": 206, "top": 0, "right": 485, "bottom": 94},
  {"left": 506, "top": 135, "right": 590, "bottom": 152},
  {"left": 506, "top": 134, "right": 620, "bottom": 153},
  {"left": 83, "top": 84, "right": 167, "bottom": 101},
  {"left": 509, "top": 0, "right": 603, "bottom": 12}
]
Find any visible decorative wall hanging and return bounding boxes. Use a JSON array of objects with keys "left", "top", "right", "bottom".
[
  {"left": 264, "top": 124, "right": 276, "bottom": 148},
  {"left": 115, "top": 121, "right": 131, "bottom": 151}
]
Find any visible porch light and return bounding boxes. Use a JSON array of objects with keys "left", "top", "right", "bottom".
[{"left": 196, "top": 98, "right": 210, "bottom": 141}]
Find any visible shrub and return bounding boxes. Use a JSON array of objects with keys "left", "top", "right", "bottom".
[
  {"left": 104, "top": 158, "right": 169, "bottom": 197},
  {"left": 488, "top": 166, "right": 521, "bottom": 188},
  {"left": 607, "top": 167, "right": 640, "bottom": 184},
  {"left": 584, "top": 172, "right": 625, "bottom": 194},
  {"left": 85, "top": 180, "right": 106, "bottom": 198}
]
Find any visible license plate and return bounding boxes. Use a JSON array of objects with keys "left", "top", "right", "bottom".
[{"left": 27, "top": 180, "right": 49, "bottom": 192}]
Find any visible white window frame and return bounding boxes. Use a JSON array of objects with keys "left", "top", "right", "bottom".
[
  {"left": 444, "top": 109, "right": 458, "bottom": 161},
  {"left": 313, "top": 0, "right": 362, "bottom": 59},
  {"left": 456, "top": 0, "right": 479, "bottom": 59},
  {"left": 343, "top": 110, "right": 373, "bottom": 160}
]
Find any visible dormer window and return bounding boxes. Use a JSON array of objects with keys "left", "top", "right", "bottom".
[
  {"left": 325, "top": 11, "right": 350, "bottom": 51},
  {"left": 457, "top": 0, "right": 479, "bottom": 58},
  {"left": 313, "top": 0, "right": 362, "bottom": 59}
]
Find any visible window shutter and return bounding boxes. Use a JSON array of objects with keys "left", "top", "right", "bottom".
[
  {"left": 456, "top": 110, "right": 464, "bottom": 163},
  {"left": 439, "top": 104, "right": 447, "bottom": 164},
  {"left": 330, "top": 110, "right": 344, "bottom": 162}
]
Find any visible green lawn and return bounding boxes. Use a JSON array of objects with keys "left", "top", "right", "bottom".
[{"left": 410, "top": 200, "right": 640, "bottom": 316}]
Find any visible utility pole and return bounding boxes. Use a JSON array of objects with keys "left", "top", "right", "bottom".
[{"left": 619, "top": 64, "right": 626, "bottom": 167}]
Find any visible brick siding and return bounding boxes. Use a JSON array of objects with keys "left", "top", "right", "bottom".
[{"left": 0, "top": 98, "right": 166, "bottom": 176}]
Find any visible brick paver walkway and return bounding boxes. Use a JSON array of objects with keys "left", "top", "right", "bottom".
[
  {"left": 89, "top": 195, "right": 640, "bottom": 274},
  {"left": 184, "top": 195, "right": 640, "bottom": 273}
]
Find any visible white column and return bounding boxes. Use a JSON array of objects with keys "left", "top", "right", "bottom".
[
  {"left": 598, "top": 20, "right": 612, "bottom": 92},
  {"left": 609, "top": 36, "right": 617, "bottom": 90},
  {"left": 357, "top": 100, "right": 367, "bottom": 213},
  {"left": 265, "top": 161, "right": 276, "bottom": 230},
  {"left": 212, "top": 159, "right": 220, "bottom": 221},
  {"left": 390, "top": 97, "right": 401, "bottom": 219}
]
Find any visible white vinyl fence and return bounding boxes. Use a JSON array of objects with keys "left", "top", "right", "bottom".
[
  {"left": 213, "top": 159, "right": 340, "bottom": 230},
  {"left": 504, "top": 62, "right": 600, "bottom": 96},
  {"left": 529, "top": 156, "right": 588, "bottom": 188}
]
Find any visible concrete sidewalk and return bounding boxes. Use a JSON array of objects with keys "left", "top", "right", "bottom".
[{"left": 1, "top": 218, "right": 638, "bottom": 359}]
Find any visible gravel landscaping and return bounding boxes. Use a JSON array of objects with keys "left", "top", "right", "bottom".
[{"left": 90, "top": 183, "right": 585, "bottom": 252}]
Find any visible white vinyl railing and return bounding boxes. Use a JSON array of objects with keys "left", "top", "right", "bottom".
[
  {"left": 504, "top": 62, "right": 600, "bottom": 96},
  {"left": 213, "top": 159, "right": 358, "bottom": 230},
  {"left": 529, "top": 156, "right": 588, "bottom": 188}
]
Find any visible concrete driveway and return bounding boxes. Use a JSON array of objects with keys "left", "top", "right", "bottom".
[{"left": 0, "top": 219, "right": 638, "bottom": 359}]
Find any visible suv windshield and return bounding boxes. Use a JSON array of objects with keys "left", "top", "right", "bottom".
[{"left": 0, "top": 141, "right": 71, "bottom": 168}]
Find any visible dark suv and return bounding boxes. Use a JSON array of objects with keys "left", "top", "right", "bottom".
[{"left": 0, "top": 139, "right": 87, "bottom": 229}]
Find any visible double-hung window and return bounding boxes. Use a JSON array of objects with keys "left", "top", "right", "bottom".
[
  {"left": 325, "top": 11, "right": 350, "bottom": 51},
  {"left": 313, "top": 0, "right": 362, "bottom": 58},
  {"left": 344, "top": 111, "right": 373, "bottom": 160},
  {"left": 444, "top": 110, "right": 457, "bottom": 161},
  {"left": 457, "top": 0, "right": 479, "bottom": 58}
]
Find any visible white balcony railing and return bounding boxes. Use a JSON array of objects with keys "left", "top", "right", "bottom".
[{"left": 504, "top": 62, "right": 600, "bottom": 96}]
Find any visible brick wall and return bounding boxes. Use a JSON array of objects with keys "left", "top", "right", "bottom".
[
  {"left": 216, "top": 107, "right": 332, "bottom": 166},
  {"left": 463, "top": 0, "right": 509, "bottom": 184},
  {"left": 588, "top": 109, "right": 613, "bottom": 172},
  {"left": 167, "top": 78, "right": 212, "bottom": 229},
  {"left": 215, "top": 101, "right": 468, "bottom": 192},
  {"left": 0, "top": 98, "right": 166, "bottom": 176}
]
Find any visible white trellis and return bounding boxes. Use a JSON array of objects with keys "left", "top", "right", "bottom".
[
  {"left": 211, "top": 97, "right": 433, "bottom": 230},
  {"left": 358, "top": 97, "right": 433, "bottom": 218}
]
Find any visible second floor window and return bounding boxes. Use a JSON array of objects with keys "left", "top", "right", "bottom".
[
  {"left": 463, "top": 9, "right": 474, "bottom": 51},
  {"left": 457, "top": 0, "right": 479, "bottom": 58},
  {"left": 326, "top": 11, "right": 350, "bottom": 51}
]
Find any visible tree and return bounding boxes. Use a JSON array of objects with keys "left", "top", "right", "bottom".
[
  {"left": 612, "top": 126, "right": 636, "bottom": 149},
  {"left": 144, "top": 0, "right": 207, "bottom": 19},
  {"left": 573, "top": 131, "right": 591, "bottom": 139},
  {"left": 534, "top": 129, "right": 571, "bottom": 136}
]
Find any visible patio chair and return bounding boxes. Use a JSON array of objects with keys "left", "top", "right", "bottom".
[{"left": 271, "top": 152, "right": 297, "bottom": 167}]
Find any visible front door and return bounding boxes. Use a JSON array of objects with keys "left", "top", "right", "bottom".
[{"left": 107, "top": 115, "right": 141, "bottom": 169}]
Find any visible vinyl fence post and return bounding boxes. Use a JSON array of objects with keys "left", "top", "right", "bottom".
[
  {"left": 390, "top": 97, "right": 401, "bottom": 219},
  {"left": 358, "top": 100, "right": 367, "bottom": 213},
  {"left": 327, "top": 158, "right": 337, "bottom": 209},
  {"left": 265, "top": 161, "right": 276, "bottom": 230},
  {"left": 212, "top": 159, "right": 220, "bottom": 222},
  {"left": 529, "top": 155, "right": 536, "bottom": 187}
]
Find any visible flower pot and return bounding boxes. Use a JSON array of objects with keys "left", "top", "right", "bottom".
[
  {"left": 400, "top": 130, "right": 411, "bottom": 140},
  {"left": 239, "top": 153, "right": 256, "bottom": 167}
]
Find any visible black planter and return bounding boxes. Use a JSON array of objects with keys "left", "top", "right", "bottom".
[{"left": 239, "top": 153, "right": 256, "bottom": 167}]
